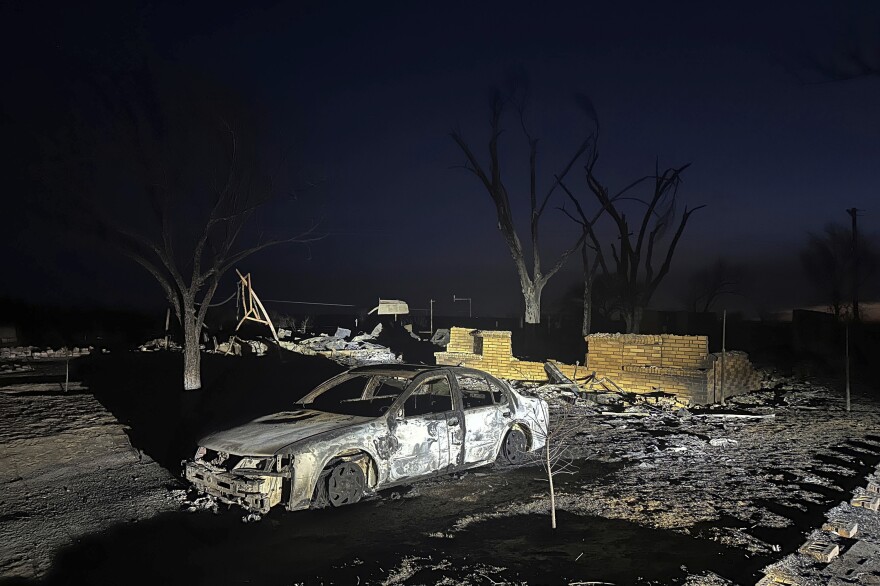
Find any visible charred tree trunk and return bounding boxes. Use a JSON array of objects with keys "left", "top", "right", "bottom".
[
  {"left": 624, "top": 306, "right": 644, "bottom": 334},
  {"left": 182, "top": 308, "right": 202, "bottom": 391},
  {"left": 582, "top": 275, "right": 593, "bottom": 336},
  {"left": 522, "top": 280, "right": 544, "bottom": 325}
]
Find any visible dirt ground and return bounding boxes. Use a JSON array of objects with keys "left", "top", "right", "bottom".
[
  {"left": 0, "top": 373, "right": 177, "bottom": 579},
  {"left": 1, "top": 351, "right": 879, "bottom": 585}
]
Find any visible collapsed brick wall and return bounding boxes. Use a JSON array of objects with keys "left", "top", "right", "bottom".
[
  {"left": 586, "top": 333, "right": 760, "bottom": 405},
  {"left": 436, "top": 328, "right": 761, "bottom": 403},
  {"left": 435, "top": 327, "right": 581, "bottom": 382},
  {"left": 705, "top": 351, "right": 762, "bottom": 404}
]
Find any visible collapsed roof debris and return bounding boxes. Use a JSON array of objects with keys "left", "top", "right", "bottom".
[
  {"left": 0, "top": 362, "right": 33, "bottom": 373},
  {"left": 278, "top": 325, "right": 399, "bottom": 367},
  {"left": 207, "top": 336, "right": 269, "bottom": 357},
  {"left": 138, "top": 338, "right": 182, "bottom": 352},
  {"left": 1, "top": 346, "right": 92, "bottom": 360}
]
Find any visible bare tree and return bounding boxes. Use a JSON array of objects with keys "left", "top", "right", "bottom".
[
  {"left": 682, "top": 258, "right": 743, "bottom": 313},
  {"left": 42, "top": 66, "right": 320, "bottom": 390},
  {"left": 800, "top": 222, "right": 878, "bottom": 321},
  {"left": 557, "top": 127, "right": 703, "bottom": 334},
  {"left": 808, "top": 21, "right": 880, "bottom": 82},
  {"left": 583, "top": 150, "right": 704, "bottom": 333},
  {"left": 558, "top": 185, "right": 607, "bottom": 336},
  {"left": 451, "top": 90, "right": 588, "bottom": 324}
]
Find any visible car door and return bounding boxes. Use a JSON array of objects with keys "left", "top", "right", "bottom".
[
  {"left": 386, "top": 374, "right": 460, "bottom": 482},
  {"left": 456, "top": 372, "right": 508, "bottom": 464}
]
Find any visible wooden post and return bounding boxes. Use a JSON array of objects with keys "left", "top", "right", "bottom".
[
  {"left": 846, "top": 323, "right": 851, "bottom": 413},
  {"left": 234, "top": 270, "right": 280, "bottom": 342},
  {"left": 547, "top": 439, "right": 556, "bottom": 529},
  {"left": 720, "top": 309, "right": 727, "bottom": 406},
  {"left": 64, "top": 357, "right": 69, "bottom": 393},
  {"left": 164, "top": 307, "right": 171, "bottom": 349}
]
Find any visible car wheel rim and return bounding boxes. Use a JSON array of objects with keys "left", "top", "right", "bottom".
[
  {"left": 328, "top": 462, "right": 365, "bottom": 506},
  {"left": 505, "top": 431, "right": 526, "bottom": 464}
]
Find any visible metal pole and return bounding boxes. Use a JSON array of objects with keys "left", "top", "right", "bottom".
[
  {"left": 429, "top": 299, "right": 434, "bottom": 333},
  {"left": 720, "top": 309, "right": 727, "bottom": 406},
  {"left": 847, "top": 208, "right": 861, "bottom": 323},
  {"left": 453, "top": 295, "right": 472, "bottom": 319},
  {"left": 846, "top": 322, "right": 851, "bottom": 412}
]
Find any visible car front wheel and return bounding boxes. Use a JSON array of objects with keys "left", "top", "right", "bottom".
[
  {"left": 327, "top": 461, "right": 365, "bottom": 507},
  {"left": 501, "top": 428, "right": 528, "bottom": 465}
]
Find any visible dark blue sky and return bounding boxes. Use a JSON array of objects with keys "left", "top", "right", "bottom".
[{"left": 2, "top": 0, "right": 879, "bottom": 318}]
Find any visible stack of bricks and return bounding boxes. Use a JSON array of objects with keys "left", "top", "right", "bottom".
[
  {"left": 435, "top": 327, "right": 580, "bottom": 382},
  {"left": 586, "top": 333, "right": 759, "bottom": 405}
]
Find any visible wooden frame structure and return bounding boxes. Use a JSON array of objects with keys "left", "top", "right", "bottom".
[{"left": 235, "top": 270, "right": 279, "bottom": 342}]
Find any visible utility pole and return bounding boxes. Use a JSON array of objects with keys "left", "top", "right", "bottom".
[
  {"left": 845, "top": 322, "right": 851, "bottom": 413},
  {"left": 720, "top": 309, "right": 727, "bottom": 406},
  {"left": 846, "top": 208, "right": 861, "bottom": 323}
]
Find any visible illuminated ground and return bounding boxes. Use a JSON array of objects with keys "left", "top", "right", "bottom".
[{"left": 1, "top": 352, "right": 878, "bottom": 585}]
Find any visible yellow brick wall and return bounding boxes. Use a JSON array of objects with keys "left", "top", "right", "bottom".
[
  {"left": 435, "top": 328, "right": 582, "bottom": 382},
  {"left": 437, "top": 329, "right": 754, "bottom": 401},
  {"left": 586, "top": 334, "right": 708, "bottom": 371},
  {"left": 447, "top": 327, "right": 476, "bottom": 353},
  {"left": 659, "top": 335, "right": 708, "bottom": 369},
  {"left": 584, "top": 333, "right": 759, "bottom": 404}
]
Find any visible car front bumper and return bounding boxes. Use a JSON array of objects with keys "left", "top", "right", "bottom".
[{"left": 185, "top": 462, "right": 279, "bottom": 513}]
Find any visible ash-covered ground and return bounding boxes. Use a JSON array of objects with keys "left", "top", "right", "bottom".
[{"left": 1, "top": 348, "right": 879, "bottom": 585}]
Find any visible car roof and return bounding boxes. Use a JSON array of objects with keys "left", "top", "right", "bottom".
[{"left": 346, "top": 363, "right": 445, "bottom": 376}]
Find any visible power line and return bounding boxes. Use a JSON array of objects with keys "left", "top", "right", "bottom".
[
  {"left": 262, "top": 299, "right": 357, "bottom": 307},
  {"left": 194, "top": 290, "right": 237, "bottom": 307}
]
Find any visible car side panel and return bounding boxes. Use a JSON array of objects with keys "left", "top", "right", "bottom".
[{"left": 463, "top": 405, "right": 506, "bottom": 464}]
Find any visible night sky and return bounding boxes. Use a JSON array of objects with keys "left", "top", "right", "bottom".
[{"left": 2, "top": 1, "right": 879, "bottom": 319}]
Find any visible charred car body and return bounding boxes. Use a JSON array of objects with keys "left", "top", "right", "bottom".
[{"left": 185, "top": 364, "right": 549, "bottom": 513}]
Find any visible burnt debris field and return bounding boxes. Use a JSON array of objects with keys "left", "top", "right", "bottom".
[{"left": 3, "top": 333, "right": 880, "bottom": 586}]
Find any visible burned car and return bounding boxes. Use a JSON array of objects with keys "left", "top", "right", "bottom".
[{"left": 185, "top": 364, "right": 549, "bottom": 513}]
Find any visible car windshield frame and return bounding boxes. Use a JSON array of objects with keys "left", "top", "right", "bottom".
[{"left": 296, "top": 371, "right": 417, "bottom": 417}]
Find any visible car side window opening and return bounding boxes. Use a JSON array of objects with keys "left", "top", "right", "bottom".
[
  {"left": 486, "top": 377, "right": 509, "bottom": 405},
  {"left": 455, "top": 374, "right": 495, "bottom": 409},
  {"left": 403, "top": 376, "right": 453, "bottom": 417},
  {"left": 363, "top": 375, "right": 408, "bottom": 400}
]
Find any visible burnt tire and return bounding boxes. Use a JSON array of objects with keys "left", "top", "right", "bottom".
[
  {"left": 327, "top": 461, "right": 366, "bottom": 507},
  {"left": 311, "top": 470, "right": 330, "bottom": 508},
  {"left": 501, "top": 428, "right": 528, "bottom": 465}
]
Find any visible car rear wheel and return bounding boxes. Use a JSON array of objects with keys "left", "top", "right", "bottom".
[
  {"left": 501, "top": 428, "right": 527, "bottom": 465},
  {"left": 327, "top": 461, "right": 365, "bottom": 507}
]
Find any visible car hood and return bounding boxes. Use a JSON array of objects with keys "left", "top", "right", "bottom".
[{"left": 198, "top": 410, "right": 374, "bottom": 456}]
